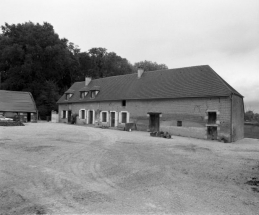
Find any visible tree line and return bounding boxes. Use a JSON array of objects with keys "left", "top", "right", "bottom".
[
  {"left": 0, "top": 22, "right": 168, "bottom": 119},
  {"left": 245, "top": 110, "right": 259, "bottom": 123}
]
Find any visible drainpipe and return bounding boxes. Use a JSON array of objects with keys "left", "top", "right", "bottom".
[{"left": 230, "top": 93, "right": 233, "bottom": 142}]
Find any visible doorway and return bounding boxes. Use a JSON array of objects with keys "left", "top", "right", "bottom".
[
  {"left": 149, "top": 113, "right": 160, "bottom": 132},
  {"left": 68, "top": 110, "right": 72, "bottom": 123},
  {"left": 207, "top": 126, "right": 217, "bottom": 140},
  {"left": 111, "top": 112, "right": 115, "bottom": 127},
  {"left": 89, "top": 110, "right": 94, "bottom": 124},
  {"left": 27, "top": 113, "right": 31, "bottom": 122},
  {"left": 208, "top": 112, "right": 216, "bottom": 124}
]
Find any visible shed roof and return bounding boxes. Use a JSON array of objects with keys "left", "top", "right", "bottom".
[
  {"left": 0, "top": 90, "right": 37, "bottom": 112},
  {"left": 57, "top": 65, "right": 243, "bottom": 104}
]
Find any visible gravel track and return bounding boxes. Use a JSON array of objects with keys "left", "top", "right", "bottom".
[{"left": 0, "top": 122, "right": 258, "bottom": 214}]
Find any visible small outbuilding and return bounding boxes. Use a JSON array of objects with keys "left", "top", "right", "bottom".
[{"left": 0, "top": 90, "right": 37, "bottom": 122}]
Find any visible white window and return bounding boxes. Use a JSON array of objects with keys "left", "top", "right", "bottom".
[
  {"left": 119, "top": 111, "right": 130, "bottom": 124},
  {"left": 80, "top": 91, "right": 88, "bottom": 99},
  {"left": 66, "top": 93, "right": 73, "bottom": 100},
  {"left": 100, "top": 111, "right": 109, "bottom": 123},
  {"left": 62, "top": 110, "right": 67, "bottom": 119},
  {"left": 79, "top": 109, "right": 86, "bottom": 119},
  {"left": 90, "top": 90, "right": 99, "bottom": 98}
]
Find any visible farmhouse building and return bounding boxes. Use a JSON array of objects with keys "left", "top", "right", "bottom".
[
  {"left": 57, "top": 65, "right": 244, "bottom": 142},
  {"left": 0, "top": 90, "right": 37, "bottom": 122}
]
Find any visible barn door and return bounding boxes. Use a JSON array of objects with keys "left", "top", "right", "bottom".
[{"left": 149, "top": 113, "right": 160, "bottom": 132}]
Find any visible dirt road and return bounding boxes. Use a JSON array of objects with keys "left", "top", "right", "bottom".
[{"left": 0, "top": 122, "right": 258, "bottom": 214}]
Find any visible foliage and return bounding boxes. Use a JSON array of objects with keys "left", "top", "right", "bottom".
[
  {"left": 245, "top": 110, "right": 259, "bottom": 123},
  {"left": 0, "top": 22, "right": 168, "bottom": 119},
  {"left": 134, "top": 60, "right": 168, "bottom": 72}
]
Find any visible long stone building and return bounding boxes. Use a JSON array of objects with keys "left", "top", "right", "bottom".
[{"left": 57, "top": 65, "right": 244, "bottom": 142}]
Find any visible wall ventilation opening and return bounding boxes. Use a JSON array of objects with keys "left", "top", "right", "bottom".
[{"left": 177, "top": 121, "right": 182, "bottom": 126}]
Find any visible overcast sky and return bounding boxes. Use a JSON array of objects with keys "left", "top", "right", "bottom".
[{"left": 1, "top": 0, "right": 259, "bottom": 112}]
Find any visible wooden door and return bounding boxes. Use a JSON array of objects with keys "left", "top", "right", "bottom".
[
  {"left": 149, "top": 113, "right": 160, "bottom": 132},
  {"left": 207, "top": 126, "right": 217, "bottom": 140},
  {"left": 68, "top": 110, "right": 72, "bottom": 123},
  {"left": 89, "top": 111, "right": 93, "bottom": 124},
  {"left": 111, "top": 112, "right": 115, "bottom": 127}
]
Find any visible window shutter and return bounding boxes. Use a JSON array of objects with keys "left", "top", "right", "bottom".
[
  {"left": 118, "top": 112, "right": 122, "bottom": 123},
  {"left": 86, "top": 110, "right": 89, "bottom": 124},
  {"left": 115, "top": 112, "right": 118, "bottom": 126},
  {"left": 127, "top": 112, "right": 130, "bottom": 123},
  {"left": 106, "top": 112, "right": 109, "bottom": 122},
  {"left": 100, "top": 111, "right": 103, "bottom": 122},
  {"left": 79, "top": 110, "right": 81, "bottom": 119},
  {"left": 65, "top": 111, "right": 68, "bottom": 119},
  {"left": 92, "top": 110, "right": 95, "bottom": 124}
]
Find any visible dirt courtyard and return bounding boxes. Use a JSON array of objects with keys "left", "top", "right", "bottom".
[{"left": 0, "top": 122, "right": 258, "bottom": 214}]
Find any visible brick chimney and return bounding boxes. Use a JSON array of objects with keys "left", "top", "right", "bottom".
[
  {"left": 85, "top": 77, "right": 91, "bottom": 86},
  {"left": 137, "top": 67, "right": 144, "bottom": 78}
]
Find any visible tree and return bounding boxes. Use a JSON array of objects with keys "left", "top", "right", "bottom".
[
  {"left": 134, "top": 60, "right": 168, "bottom": 72},
  {"left": 0, "top": 22, "right": 77, "bottom": 118},
  {"left": 87, "top": 47, "right": 134, "bottom": 79}
]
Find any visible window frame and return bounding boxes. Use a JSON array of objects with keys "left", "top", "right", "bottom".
[
  {"left": 177, "top": 121, "right": 182, "bottom": 127},
  {"left": 62, "top": 110, "right": 67, "bottom": 119},
  {"left": 80, "top": 91, "right": 88, "bottom": 99},
  {"left": 119, "top": 111, "right": 130, "bottom": 124},
  {"left": 122, "top": 100, "right": 126, "bottom": 107},
  {"left": 100, "top": 111, "right": 109, "bottom": 123}
]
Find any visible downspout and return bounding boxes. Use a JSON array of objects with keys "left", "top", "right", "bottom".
[{"left": 230, "top": 93, "right": 233, "bottom": 142}]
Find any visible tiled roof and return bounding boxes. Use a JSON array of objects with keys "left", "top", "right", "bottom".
[
  {"left": 0, "top": 90, "right": 37, "bottom": 112},
  {"left": 57, "top": 65, "right": 243, "bottom": 104}
]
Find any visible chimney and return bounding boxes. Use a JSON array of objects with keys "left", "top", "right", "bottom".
[
  {"left": 85, "top": 77, "right": 91, "bottom": 86},
  {"left": 137, "top": 67, "right": 144, "bottom": 78}
]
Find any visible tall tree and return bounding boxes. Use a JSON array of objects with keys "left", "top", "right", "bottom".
[
  {"left": 0, "top": 22, "right": 78, "bottom": 118},
  {"left": 134, "top": 60, "right": 168, "bottom": 72}
]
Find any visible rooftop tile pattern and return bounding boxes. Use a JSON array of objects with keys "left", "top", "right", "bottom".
[
  {"left": 0, "top": 90, "right": 37, "bottom": 112},
  {"left": 57, "top": 65, "right": 242, "bottom": 104}
]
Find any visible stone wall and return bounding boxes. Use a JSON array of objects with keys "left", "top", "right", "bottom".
[{"left": 58, "top": 96, "right": 235, "bottom": 141}]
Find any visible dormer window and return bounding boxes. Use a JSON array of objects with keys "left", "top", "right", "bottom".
[
  {"left": 64, "top": 89, "right": 75, "bottom": 100},
  {"left": 65, "top": 93, "right": 73, "bottom": 100},
  {"left": 80, "top": 91, "right": 88, "bottom": 99},
  {"left": 90, "top": 90, "right": 99, "bottom": 99}
]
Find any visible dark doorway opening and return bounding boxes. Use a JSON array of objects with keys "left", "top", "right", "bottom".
[
  {"left": 208, "top": 112, "right": 216, "bottom": 124},
  {"left": 149, "top": 113, "right": 160, "bottom": 132},
  {"left": 89, "top": 110, "right": 94, "bottom": 124},
  {"left": 27, "top": 113, "right": 31, "bottom": 122},
  {"left": 207, "top": 126, "right": 217, "bottom": 140},
  {"left": 111, "top": 112, "right": 115, "bottom": 127},
  {"left": 68, "top": 110, "right": 72, "bottom": 123}
]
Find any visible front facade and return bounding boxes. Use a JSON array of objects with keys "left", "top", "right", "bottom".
[
  {"left": 0, "top": 90, "right": 37, "bottom": 122},
  {"left": 57, "top": 65, "right": 244, "bottom": 142}
]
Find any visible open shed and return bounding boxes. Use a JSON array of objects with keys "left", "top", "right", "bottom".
[{"left": 0, "top": 90, "right": 37, "bottom": 122}]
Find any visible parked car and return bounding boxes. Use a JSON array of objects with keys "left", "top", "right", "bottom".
[{"left": 0, "top": 116, "right": 13, "bottom": 121}]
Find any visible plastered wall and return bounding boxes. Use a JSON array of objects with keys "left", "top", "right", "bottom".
[
  {"left": 58, "top": 96, "right": 235, "bottom": 141},
  {"left": 232, "top": 95, "right": 244, "bottom": 141}
]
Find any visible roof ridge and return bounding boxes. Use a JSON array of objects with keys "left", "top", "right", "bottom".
[
  {"left": 0, "top": 90, "right": 31, "bottom": 94},
  {"left": 73, "top": 65, "right": 210, "bottom": 84}
]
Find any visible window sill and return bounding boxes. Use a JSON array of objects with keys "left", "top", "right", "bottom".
[{"left": 206, "top": 124, "right": 218, "bottom": 127}]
